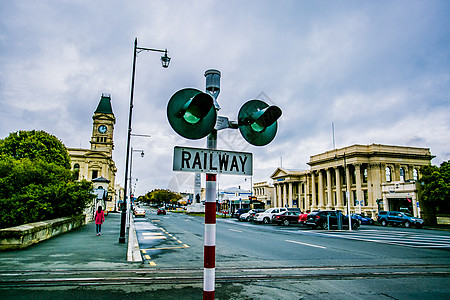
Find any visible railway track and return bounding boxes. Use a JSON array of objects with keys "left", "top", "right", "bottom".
[{"left": 1, "top": 264, "right": 449, "bottom": 288}]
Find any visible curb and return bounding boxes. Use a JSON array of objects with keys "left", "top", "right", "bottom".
[{"left": 127, "top": 216, "right": 142, "bottom": 262}]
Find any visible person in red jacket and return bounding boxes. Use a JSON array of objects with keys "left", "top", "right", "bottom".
[{"left": 95, "top": 206, "right": 105, "bottom": 236}]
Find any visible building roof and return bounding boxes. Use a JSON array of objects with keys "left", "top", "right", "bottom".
[{"left": 94, "top": 94, "right": 114, "bottom": 114}]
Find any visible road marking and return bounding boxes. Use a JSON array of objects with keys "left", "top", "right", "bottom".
[
  {"left": 144, "top": 255, "right": 151, "bottom": 260},
  {"left": 286, "top": 239, "right": 327, "bottom": 249},
  {"left": 143, "top": 232, "right": 165, "bottom": 236},
  {"left": 229, "top": 229, "right": 243, "bottom": 233},
  {"left": 144, "top": 236, "right": 167, "bottom": 240},
  {"left": 141, "top": 245, "right": 190, "bottom": 251},
  {"left": 149, "top": 261, "right": 157, "bottom": 266}
]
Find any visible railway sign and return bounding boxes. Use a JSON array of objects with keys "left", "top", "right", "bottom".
[{"left": 173, "top": 146, "right": 253, "bottom": 175}]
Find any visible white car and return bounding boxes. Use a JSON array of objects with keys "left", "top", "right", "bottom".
[{"left": 254, "top": 207, "right": 288, "bottom": 224}]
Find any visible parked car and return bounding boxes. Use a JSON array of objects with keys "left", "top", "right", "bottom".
[
  {"left": 157, "top": 207, "right": 167, "bottom": 215},
  {"left": 273, "top": 211, "right": 301, "bottom": 226},
  {"left": 378, "top": 211, "right": 423, "bottom": 228},
  {"left": 233, "top": 208, "right": 251, "bottom": 219},
  {"left": 306, "top": 210, "right": 359, "bottom": 230},
  {"left": 239, "top": 209, "right": 265, "bottom": 222},
  {"left": 377, "top": 211, "right": 388, "bottom": 224},
  {"left": 254, "top": 207, "right": 288, "bottom": 224},
  {"left": 298, "top": 212, "right": 309, "bottom": 225},
  {"left": 351, "top": 213, "right": 374, "bottom": 225},
  {"left": 134, "top": 208, "right": 146, "bottom": 217}
]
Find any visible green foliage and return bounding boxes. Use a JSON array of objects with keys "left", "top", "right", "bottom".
[
  {"left": 0, "top": 131, "right": 95, "bottom": 229},
  {"left": 419, "top": 161, "right": 450, "bottom": 224},
  {"left": 140, "top": 189, "right": 182, "bottom": 206},
  {"left": 0, "top": 130, "right": 71, "bottom": 169}
]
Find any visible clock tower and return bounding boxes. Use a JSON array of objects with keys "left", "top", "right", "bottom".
[{"left": 91, "top": 94, "right": 115, "bottom": 153}]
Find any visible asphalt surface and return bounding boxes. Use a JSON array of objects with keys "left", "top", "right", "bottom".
[{"left": 0, "top": 210, "right": 449, "bottom": 299}]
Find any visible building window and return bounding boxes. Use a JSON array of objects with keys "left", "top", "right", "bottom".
[
  {"left": 385, "top": 167, "right": 392, "bottom": 182},
  {"left": 92, "top": 170, "right": 98, "bottom": 180},
  {"left": 363, "top": 167, "right": 368, "bottom": 183},
  {"left": 73, "top": 164, "right": 80, "bottom": 180},
  {"left": 400, "top": 167, "right": 405, "bottom": 182},
  {"left": 413, "top": 168, "right": 418, "bottom": 181}
]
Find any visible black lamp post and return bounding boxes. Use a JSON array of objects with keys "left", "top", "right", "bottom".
[{"left": 119, "top": 38, "right": 170, "bottom": 244}]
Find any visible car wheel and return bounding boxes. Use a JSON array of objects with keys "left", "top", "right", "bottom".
[
  {"left": 404, "top": 221, "right": 411, "bottom": 228},
  {"left": 263, "top": 217, "right": 270, "bottom": 224},
  {"left": 381, "top": 220, "right": 387, "bottom": 226},
  {"left": 283, "top": 219, "right": 290, "bottom": 226},
  {"left": 352, "top": 222, "right": 359, "bottom": 230},
  {"left": 321, "top": 221, "right": 328, "bottom": 230}
]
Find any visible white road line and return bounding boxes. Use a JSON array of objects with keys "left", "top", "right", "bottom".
[
  {"left": 286, "top": 240, "right": 327, "bottom": 249},
  {"left": 229, "top": 229, "right": 243, "bottom": 233}
]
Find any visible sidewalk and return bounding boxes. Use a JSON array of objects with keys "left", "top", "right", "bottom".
[{"left": 0, "top": 212, "right": 138, "bottom": 270}]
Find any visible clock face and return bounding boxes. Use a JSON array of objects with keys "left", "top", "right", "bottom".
[{"left": 98, "top": 125, "right": 107, "bottom": 133}]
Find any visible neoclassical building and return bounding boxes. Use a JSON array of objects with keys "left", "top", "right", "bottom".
[
  {"left": 270, "top": 144, "right": 434, "bottom": 218},
  {"left": 68, "top": 94, "right": 118, "bottom": 212}
]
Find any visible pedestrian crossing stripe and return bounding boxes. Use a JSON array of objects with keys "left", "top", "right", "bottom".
[{"left": 310, "top": 230, "right": 450, "bottom": 248}]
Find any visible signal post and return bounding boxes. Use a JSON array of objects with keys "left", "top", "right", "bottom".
[{"left": 167, "top": 69, "right": 281, "bottom": 299}]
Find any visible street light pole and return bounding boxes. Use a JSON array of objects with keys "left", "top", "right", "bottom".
[
  {"left": 126, "top": 148, "right": 144, "bottom": 228},
  {"left": 119, "top": 38, "right": 170, "bottom": 244}
]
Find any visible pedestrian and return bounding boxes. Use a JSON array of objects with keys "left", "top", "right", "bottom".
[{"left": 95, "top": 206, "right": 105, "bottom": 236}]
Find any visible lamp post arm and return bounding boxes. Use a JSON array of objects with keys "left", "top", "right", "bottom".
[{"left": 136, "top": 46, "right": 167, "bottom": 53}]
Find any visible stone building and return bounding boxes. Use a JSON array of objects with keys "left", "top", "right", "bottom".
[
  {"left": 68, "top": 94, "right": 118, "bottom": 213},
  {"left": 270, "top": 144, "right": 434, "bottom": 218}
]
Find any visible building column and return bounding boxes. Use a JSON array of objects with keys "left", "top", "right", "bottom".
[
  {"left": 318, "top": 170, "right": 325, "bottom": 210},
  {"left": 335, "top": 167, "right": 343, "bottom": 210},
  {"left": 305, "top": 175, "right": 310, "bottom": 211},
  {"left": 288, "top": 182, "right": 293, "bottom": 208},
  {"left": 326, "top": 168, "right": 333, "bottom": 210},
  {"left": 283, "top": 183, "right": 287, "bottom": 208},
  {"left": 311, "top": 172, "right": 316, "bottom": 210},
  {"left": 276, "top": 184, "right": 282, "bottom": 207},
  {"left": 298, "top": 182, "right": 303, "bottom": 210},
  {"left": 355, "top": 164, "right": 363, "bottom": 212},
  {"left": 345, "top": 165, "right": 352, "bottom": 214}
]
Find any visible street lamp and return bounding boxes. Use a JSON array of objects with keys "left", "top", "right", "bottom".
[{"left": 119, "top": 38, "right": 171, "bottom": 244}]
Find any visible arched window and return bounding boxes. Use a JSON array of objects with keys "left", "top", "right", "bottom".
[
  {"left": 385, "top": 167, "right": 392, "bottom": 182},
  {"left": 413, "top": 168, "right": 418, "bottom": 181},
  {"left": 73, "top": 164, "right": 80, "bottom": 180},
  {"left": 400, "top": 167, "right": 405, "bottom": 182}
]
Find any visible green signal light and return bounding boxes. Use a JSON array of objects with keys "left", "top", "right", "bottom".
[{"left": 183, "top": 109, "right": 201, "bottom": 124}]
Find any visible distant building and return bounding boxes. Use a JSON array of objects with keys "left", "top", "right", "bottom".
[
  {"left": 270, "top": 144, "right": 434, "bottom": 218},
  {"left": 68, "top": 94, "right": 118, "bottom": 214}
]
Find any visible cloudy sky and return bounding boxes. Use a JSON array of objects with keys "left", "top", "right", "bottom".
[{"left": 1, "top": 0, "right": 449, "bottom": 196}]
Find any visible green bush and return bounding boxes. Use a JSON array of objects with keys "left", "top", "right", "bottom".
[{"left": 0, "top": 131, "right": 94, "bottom": 229}]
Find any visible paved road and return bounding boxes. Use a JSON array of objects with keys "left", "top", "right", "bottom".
[
  {"left": 137, "top": 208, "right": 450, "bottom": 269},
  {"left": 1, "top": 208, "right": 449, "bottom": 299}
]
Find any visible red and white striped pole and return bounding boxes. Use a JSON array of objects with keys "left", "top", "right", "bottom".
[{"left": 204, "top": 172, "right": 216, "bottom": 299}]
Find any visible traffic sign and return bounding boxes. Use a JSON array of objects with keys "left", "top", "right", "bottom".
[{"left": 173, "top": 146, "right": 253, "bottom": 175}]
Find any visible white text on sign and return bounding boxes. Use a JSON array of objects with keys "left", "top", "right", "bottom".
[{"left": 173, "top": 146, "right": 253, "bottom": 175}]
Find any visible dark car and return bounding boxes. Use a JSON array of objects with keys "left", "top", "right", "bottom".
[
  {"left": 233, "top": 208, "right": 251, "bottom": 219},
  {"left": 157, "top": 207, "right": 167, "bottom": 215},
  {"left": 306, "top": 210, "right": 359, "bottom": 230},
  {"left": 351, "top": 213, "right": 374, "bottom": 225},
  {"left": 379, "top": 211, "right": 423, "bottom": 228},
  {"left": 273, "top": 211, "right": 301, "bottom": 226}
]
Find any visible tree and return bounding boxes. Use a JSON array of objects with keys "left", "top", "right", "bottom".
[
  {"left": 0, "top": 130, "right": 71, "bottom": 169},
  {"left": 141, "top": 189, "right": 182, "bottom": 207},
  {"left": 0, "top": 130, "right": 94, "bottom": 229},
  {"left": 419, "top": 161, "right": 450, "bottom": 225}
]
